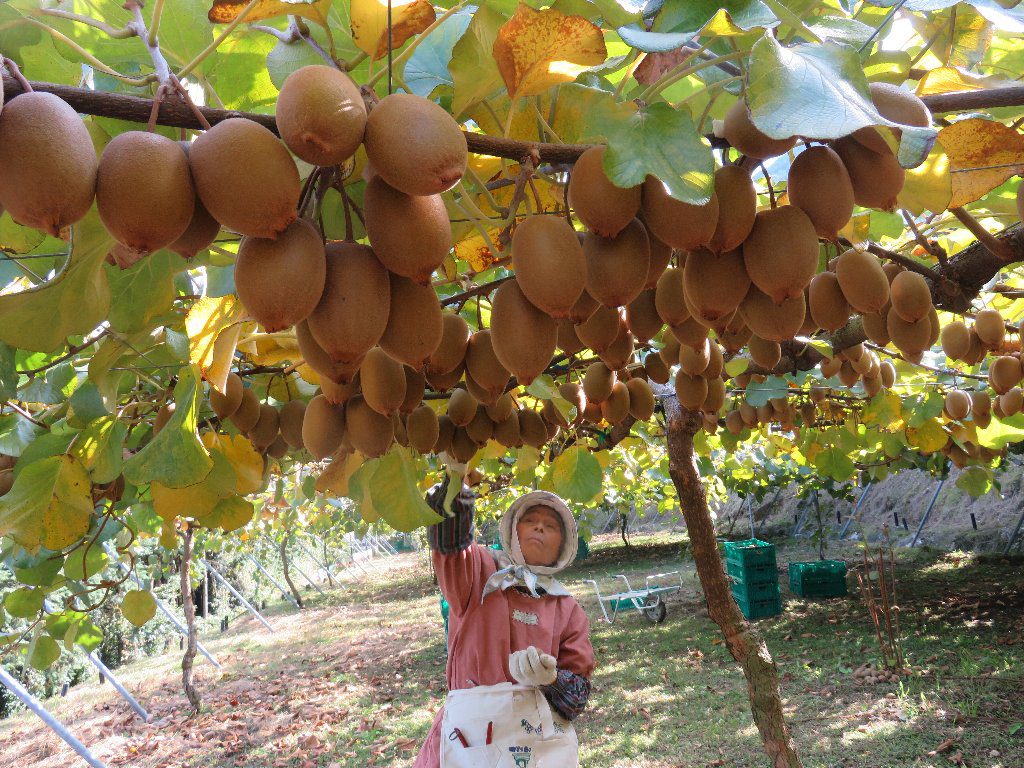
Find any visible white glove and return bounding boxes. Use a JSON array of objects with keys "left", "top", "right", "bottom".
[{"left": 508, "top": 646, "right": 557, "bottom": 687}]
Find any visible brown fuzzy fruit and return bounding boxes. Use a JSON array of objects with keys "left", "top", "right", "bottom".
[
  {"left": 492, "top": 407, "right": 522, "bottom": 448},
  {"left": 836, "top": 248, "right": 890, "bottom": 314},
  {"left": 466, "top": 407, "right": 494, "bottom": 445},
  {"left": 644, "top": 352, "right": 670, "bottom": 385},
  {"left": 740, "top": 287, "right": 806, "bottom": 342},
  {"left": 97, "top": 132, "right": 194, "bottom": 254},
  {"left": 346, "top": 396, "right": 395, "bottom": 458},
  {"left": 568, "top": 146, "right": 641, "bottom": 237},
  {"left": 655, "top": 267, "right": 691, "bottom": 327},
  {"left": 704, "top": 342, "right": 725, "bottom": 379},
  {"left": 644, "top": 229, "right": 673, "bottom": 289},
  {"left": 511, "top": 215, "right": 586, "bottom": 319},
  {"left": 721, "top": 99, "right": 797, "bottom": 160},
  {"left": 575, "top": 304, "right": 621, "bottom": 355},
  {"left": 853, "top": 82, "right": 932, "bottom": 155},
  {"left": 640, "top": 177, "right": 719, "bottom": 251},
  {"left": 229, "top": 387, "right": 261, "bottom": 432},
  {"left": 941, "top": 320, "right": 971, "bottom": 361},
  {"left": 974, "top": 308, "right": 1006, "bottom": 348},
  {"left": 464, "top": 330, "right": 510, "bottom": 403},
  {"left": 684, "top": 248, "right": 750, "bottom": 324},
  {"left": 675, "top": 371, "right": 709, "bottom": 410},
  {"left": 583, "top": 362, "right": 615, "bottom": 404},
  {"left": 679, "top": 338, "right": 711, "bottom": 376},
  {"left": 887, "top": 312, "right": 932, "bottom": 356},
  {"left": 707, "top": 165, "right": 757, "bottom": 253},
  {"left": 880, "top": 360, "right": 897, "bottom": 389},
  {"left": 625, "top": 290, "right": 663, "bottom": 342},
  {"left": 307, "top": 242, "right": 391, "bottom": 364},
  {"left": 433, "top": 415, "right": 456, "bottom": 453},
  {"left": 863, "top": 309, "right": 891, "bottom": 346},
  {"left": 556, "top": 320, "right": 585, "bottom": 355},
  {"left": 787, "top": 146, "right": 855, "bottom": 240},
  {"left": 568, "top": 290, "right": 600, "bottom": 325},
  {"left": 447, "top": 427, "right": 477, "bottom": 463},
  {"left": 598, "top": 322, "right": 635, "bottom": 371},
  {"left": 276, "top": 65, "right": 366, "bottom": 166},
  {"left": 808, "top": 272, "right": 852, "bottom": 332},
  {"left": 235, "top": 218, "right": 326, "bottom": 332},
  {"left": 832, "top": 136, "right": 905, "bottom": 211},
  {"left": 584, "top": 219, "right": 651, "bottom": 308},
  {"left": 279, "top": 400, "right": 306, "bottom": 449},
  {"left": 889, "top": 271, "right": 932, "bottom": 323},
  {"left": 625, "top": 378, "right": 655, "bottom": 420},
  {"left": 670, "top": 316, "right": 710, "bottom": 349},
  {"left": 401, "top": 367, "right": 426, "bottom": 414},
  {"left": 518, "top": 409, "right": 549, "bottom": 449},
  {"left": 428, "top": 313, "right": 471, "bottom": 375},
  {"left": 248, "top": 404, "right": 281, "bottom": 450},
  {"left": 190, "top": 118, "right": 299, "bottom": 238},
  {"left": 490, "top": 279, "right": 557, "bottom": 384},
  {"left": 363, "top": 93, "right": 467, "bottom": 196},
  {"left": 1000, "top": 387, "right": 1024, "bottom": 417},
  {"left": 296, "top": 319, "right": 363, "bottom": 384},
  {"left": 301, "top": 394, "right": 346, "bottom": 459},
  {"left": 364, "top": 176, "right": 450, "bottom": 284},
  {"left": 379, "top": 275, "right": 443, "bottom": 367},
  {"left": 600, "top": 382, "right": 630, "bottom": 425},
  {"left": 168, "top": 159, "right": 221, "bottom": 260},
  {"left": 944, "top": 390, "right": 972, "bottom": 421},
  {"left": 154, "top": 403, "right": 175, "bottom": 435},
  {"left": 742, "top": 206, "right": 819, "bottom": 305},
  {"left": 427, "top": 363, "right": 464, "bottom": 393},
  {"left": 989, "top": 355, "right": 1023, "bottom": 395},
  {"left": 211, "top": 373, "right": 244, "bottom": 419},
  {"left": 702, "top": 377, "right": 726, "bottom": 414},
  {"left": 749, "top": 335, "right": 781, "bottom": 369},
  {"left": 360, "top": 347, "right": 407, "bottom": 416},
  {"left": 0, "top": 92, "right": 98, "bottom": 236}
]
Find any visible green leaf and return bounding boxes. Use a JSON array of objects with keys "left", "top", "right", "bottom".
[
  {"left": 62, "top": 545, "right": 108, "bottom": 581},
  {"left": 596, "top": 103, "right": 715, "bottom": 204},
  {"left": 450, "top": 3, "right": 507, "bottom": 118},
  {"left": 745, "top": 35, "right": 936, "bottom": 168},
  {"left": 813, "top": 446, "right": 856, "bottom": 482},
  {"left": 956, "top": 465, "right": 993, "bottom": 498},
  {"left": 0, "top": 210, "right": 46, "bottom": 254},
  {"left": 404, "top": 7, "right": 474, "bottom": 98},
  {"left": 20, "top": 361, "right": 78, "bottom": 405},
  {"left": 593, "top": 0, "right": 646, "bottom": 27},
  {"left": 204, "top": 495, "right": 256, "bottom": 533},
  {"left": 549, "top": 446, "right": 603, "bottom": 503},
  {"left": 744, "top": 375, "right": 788, "bottom": 408},
  {"left": 806, "top": 15, "right": 875, "bottom": 47},
  {"left": 68, "top": 381, "right": 109, "bottom": 428},
  {"left": 724, "top": 357, "right": 749, "bottom": 378},
  {"left": 121, "top": 589, "right": 158, "bottom": 628},
  {"left": 0, "top": 455, "right": 94, "bottom": 552},
  {"left": 526, "top": 374, "right": 558, "bottom": 400},
  {"left": 123, "top": 365, "right": 213, "bottom": 489},
  {"left": 0, "top": 343, "right": 17, "bottom": 400},
  {"left": 105, "top": 250, "right": 183, "bottom": 335},
  {"left": 0, "top": 208, "right": 113, "bottom": 353},
  {"left": 0, "top": 413, "right": 44, "bottom": 456},
  {"left": 265, "top": 35, "right": 327, "bottom": 90},
  {"left": 29, "top": 634, "right": 61, "bottom": 671},
  {"left": 862, "top": 392, "right": 902, "bottom": 431},
  {"left": 4, "top": 588, "right": 45, "bottom": 619},
  {"left": 904, "top": 392, "right": 945, "bottom": 428},
  {"left": 368, "top": 447, "right": 443, "bottom": 533},
  {"left": 13, "top": 556, "right": 63, "bottom": 588},
  {"left": 976, "top": 412, "right": 1024, "bottom": 449}
]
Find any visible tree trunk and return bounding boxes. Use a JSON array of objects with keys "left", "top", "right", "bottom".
[
  {"left": 179, "top": 527, "right": 202, "bottom": 713},
  {"left": 279, "top": 534, "right": 304, "bottom": 608},
  {"left": 663, "top": 395, "right": 802, "bottom": 768},
  {"left": 321, "top": 537, "right": 336, "bottom": 587}
]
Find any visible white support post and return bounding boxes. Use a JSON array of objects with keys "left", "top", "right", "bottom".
[
  {"left": 85, "top": 652, "right": 150, "bottom": 723},
  {"left": 245, "top": 553, "right": 300, "bottom": 609},
  {"left": 295, "top": 538, "right": 345, "bottom": 586},
  {"left": 910, "top": 470, "right": 948, "bottom": 548},
  {"left": 290, "top": 558, "right": 327, "bottom": 598},
  {"left": 839, "top": 481, "right": 874, "bottom": 539},
  {"left": 202, "top": 560, "right": 275, "bottom": 632}
]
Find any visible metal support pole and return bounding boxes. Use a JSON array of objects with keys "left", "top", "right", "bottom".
[
  {"left": 202, "top": 560, "right": 274, "bottom": 631},
  {"left": 245, "top": 553, "right": 300, "bottom": 609},
  {"left": 290, "top": 558, "right": 327, "bottom": 598},
  {"left": 202, "top": 566, "right": 209, "bottom": 619},
  {"left": 85, "top": 652, "right": 150, "bottom": 722},
  {"left": 910, "top": 474, "right": 947, "bottom": 548},
  {"left": 747, "top": 495, "right": 755, "bottom": 539},
  {"left": 295, "top": 538, "right": 332, "bottom": 579},
  {"left": 839, "top": 481, "right": 874, "bottom": 539},
  {"left": 0, "top": 666, "right": 108, "bottom": 768},
  {"left": 1005, "top": 507, "right": 1024, "bottom": 555},
  {"left": 792, "top": 495, "right": 812, "bottom": 537}
]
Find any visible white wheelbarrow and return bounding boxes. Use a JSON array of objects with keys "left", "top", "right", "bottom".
[{"left": 584, "top": 571, "right": 683, "bottom": 624}]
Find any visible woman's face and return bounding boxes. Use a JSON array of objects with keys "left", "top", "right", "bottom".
[{"left": 516, "top": 505, "right": 563, "bottom": 566}]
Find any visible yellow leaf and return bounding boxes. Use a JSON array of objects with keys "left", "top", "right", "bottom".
[
  {"left": 838, "top": 211, "right": 871, "bottom": 245},
  {"left": 208, "top": 322, "right": 243, "bottom": 396},
  {"left": 186, "top": 296, "right": 245, "bottom": 378},
  {"left": 915, "top": 66, "right": 1003, "bottom": 96},
  {"left": 152, "top": 479, "right": 223, "bottom": 528},
  {"left": 201, "top": 433, "right": 263, "bottom": 495},
  {"left": 492, "top": 4, "right": 607, "bottom": 100},
  {"left": 453, "top": 225, "right": 505, "bottom": 273},
  {"left": 350, "top": 0, "right": 436, "bottom": 60},
  {"left": 207, "top": 0, "right": 331, "bottom": 25},
  {"left": 296, "top": 363, "right": 321, "bottom": 386},
  {"left": 905, "top": 418, "right": 948, "bottom": 454},
  {"left": 0, "top": 455, "right": 93, "bottom": 552},
  {"left": 316, "top": 451, "right": 363, "bottom": 495},
  {"left": 939, "top": 119, "right": 1024, "bottom": 209},
  {"left": 898, "top": 142, "right": 951, "bottom": 215}
]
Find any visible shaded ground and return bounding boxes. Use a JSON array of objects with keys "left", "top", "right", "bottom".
[{"left": 1, "top": 534, "right": 1022, "bottom": 768}]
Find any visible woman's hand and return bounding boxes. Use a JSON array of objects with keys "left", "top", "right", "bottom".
[{"left": 508, "top": 646, "right": 557, "bottom": 686}]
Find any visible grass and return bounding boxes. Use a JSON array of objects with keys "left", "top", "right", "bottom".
[{"left": 1, "top": 533, "right": 1022, "bottom": 768}]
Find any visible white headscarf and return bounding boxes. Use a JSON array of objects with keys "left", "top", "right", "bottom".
[{"left": 482, "top": 490, "right": 578, "bottom": 602}]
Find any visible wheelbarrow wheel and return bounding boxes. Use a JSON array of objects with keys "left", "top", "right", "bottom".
[{"left": 642, "top": 597, "right": 667, "bottom": 624}]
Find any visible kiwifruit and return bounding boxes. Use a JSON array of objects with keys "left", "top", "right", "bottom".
[
  {"left": 486, "top": 392, "right": 515, "bottom": 423},
  {"left": 447, "top": 387, "right": 479, "bottom": 428},
  {"left": 492, "top": 408, "right": 522, "bottom": 447},
  {"left": 428, "top": 313, "right": 471, "bottom": 375},
  {"left": 190, "top": 118, "right": 299, "bottom": 239},
  {"left": 230, "top": 387, "right": 262, "bottom": 432},
  {"left": 392, "top": 413, "right": 408, "bottom": 448},
  {"left": 655, "top": 267, "right": 690, "bottom": 327},
  {"left": 993, "top": 396, "right": 1007, "bottom": 420},
  {"left": 702, "top": 376, "right": 726, "bottom": 414},
  {"left": 863, "top": 309, "right": 892, "bottom": 346},
  {"left": 360, "top": 347, "right": 407, "bottom": 416},
  {"left": 972, "top": 390, "right": 992, "bottom": 415},
  {"left": 704, "top": 342, "right": 725, "bottom": 379},
  {"left": 786, "top": 146, "right": 854, "bottom": 239},
  {"left": 490, "top": 279, "right": 557, "bottom": 384},
  {"left": 738, "top": 401, "right": 758, "bottom": 426},
  {"left": 659, "top": 333, "right": 681, "bottom": 368},
  {"left": 302, "top": 394, "right": 347, "bottom": 459},
  {"left": 583, "top": 362, "right": 615, "bottom": 404},
  {"left": 999, "top": 387, "right": 1023, "bottom": 417},
  {"left": 740, "top": 287, "right": 806, "bottom": 342},
  {"left": 379, "top": 275, "right": 444, "bottom": 367},
  {"left": 543, "top": 398, "right": 569, "bottom": 430},
  {"left": 625, "top": 289, "right": 663, "bottom": 342},
  {"left": 725, "top": 409, "right": 746, "bottom": 435},
  {"left": 831, "top": 136, "right": 905, "bottom": 212},
  {"left": 559, "top": 382, "right": 587, "bottom": 426},
  {"left": 889, "top": 271, "right": 932, "bottom": 323},
  {"left": 568, "top": 290, "right": 600, "bottom": 325},
  {"left": 97, "top": 132, "right": 194, "bottom": 254},
  {"left": 584, "top": 219, "right": 650, "bottom": 308},
  {"left": 720, "top": 320, "right": 753, "bottom": 354},
  {"left": 835, "top": 248, "right": 890, "bottom": 314},
  {"left": 721, "top": 99, "right": 797, "bottom": 160},
  {"left": 626, "top": 378, "right": 656, "bottom": 420},
  {"left": 466, "top": 406, "right": 494, "bottom": 444},
  {"left": 755, "top": 403, "right": 774, "bottom": 423},
  {"left": 964, "top": 330, "right": 987, "bottom": 366},
  {"left": 939, "top": 317, "right": 969, "bottom": 359},
  {"left": 640, "top": 177, "right": 719, "bottom": 251},
  {"left": 679, "top": 338, "right": 711, "bottom": 376},
  {"left": 567, "top": 146, "right": 640, "bottom": 236},
  {"left": 838, "top": 361, "right": 860, "bottom": 388},
  {"left": 644, "top": 229, "right": 673, "bottom": 289},
  {"left": 363, "top": 93, "right": 467, "bottom": 196},
  {"left": 853, "top": 82, "right": 932, "bottom": 155},
  {"left": 266, "top": 435, "right": 289, "bottom": 459},
  {"left": 510, "top": 216, "right": 586, "bottom": 319},
  {"left": 307, "top": 242, "right": 391, "bottom": 364},
  {"left": 276, "top": 65, "right": 366, "bottom": 166},
  {"left": 279, "top": 400, "right": 306, "bottom": 449},
  {"left": 644, "top": 352, "right": 670, "bottom": 384},
  {"left": 579, "top": 400, "right": 601, "bottom": 424},
  {"left": 235, "top": 218, "right": 326, "bottom": 332},
  {"left": 707, "top": 166, "right": 757, "bottom": 253},
  {"left": 556, "top": 320, "right": 586, "bottom": 355},
  {"left": 808, "top": 272, "right": 852, "bottom": 332},
  {"left": 465, "top": 330, "right": 510, "bottom": 402},
  {"left": 880, "top": 360, "right": 897, "bottom": 389},
  {"left": 670, "top": 316, "right": 710, "bottom": 349},
  {"left": 464, "top": 372, "right": 494, "bottom": 411},
  {"left": 0, "top": 92, "right": 98, "bottom": 236},
  {"left": 600, "top": 382, "right": 630, "bottom": 425},
  {"left": 674, "top": 371, "right": 708, "bottom": 410},
  {"left": 364, "top": 176, "right": 450, "bottom": 285},
  {"left": 446, "top": 426, "right": 476, "bottom": 462},
  {"left": 974, "top": 308, "right": 1006, "bottom": 348},
  {"left": 742, "top": 206, "right": 819, "bottom": 305},
  {"left": 518, "top": 409, "right": 549, "bottom": 449},
  {"left": 945, "top": 390, "right": 972, "bottom": 421},
  {"left": 427, "top": 363, "right": 465, "bottom": 393},
  {"left": 575, "top": 304, "right": 621, "bottom": 354},
  {"left": 346, "top": 395, "right": 395, "bottom": 458},
  {"left": 434, "top": 415, "right": 456, "bottom": 453},
  {"left": 211, "top": 373, "right": 244, "bottom": 419},
  {"left": 989, "top": 355, "right": 1023, "bottom": 394},
  {"left": 887, "top": 311, "right": 932, "bottom": 356},
  {"left": 248, "top": 404, "right": 281, "bottom": 450},
  {"left": 684, "top": 248, "right": 750, "bottom": 323},
  {"left": 296, "top": 319, "right": 362, "bottom": 384},
  {"left": 748, "top": 335, "right": 781, "bottom": 369},
  {"left": 401, "top": 367, "right": 426, "bottom": 414},
  {"left": 168, "top": 174, "right": 220, "bottom": 259},
  {"left": 153, "top": 403, "right": 175, "bottom": 435}
]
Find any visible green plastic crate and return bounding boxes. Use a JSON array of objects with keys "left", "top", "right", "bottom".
[
  {"left": 788, "top": 561, "right": 848, "bottom": 598},
  {"left": 724, "top": 539, "right": 777, "bottom": 568},
  {"left": 731, "top": 579, "right": 781, "bottom": 603},
  {"left": 726, "top": 557, "right": 778, "bottom": 585},
  {"left": 734, "top": 589, "right": 783, "bottom": 620}
]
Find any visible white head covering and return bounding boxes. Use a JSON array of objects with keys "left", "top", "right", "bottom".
[{"left": 482, "top": 491, "right": 578, "bottom": 602}]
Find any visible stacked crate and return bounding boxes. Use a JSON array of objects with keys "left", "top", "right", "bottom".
[
  {"left": 724, "top": 538, "right": 782, "bottom": 619},
  {"left": 788, "top": 560, "right": 848, "bottom": 598}
]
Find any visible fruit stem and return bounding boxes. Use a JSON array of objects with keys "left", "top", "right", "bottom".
[
  {"left": 462, "top": 164, "right": 504, "bottom": 217},
  {"left": 176, "top": 0, "right": 261, "bottom": 79},
  {"left": 900, "top": 209, "right": 948, "bottom": 267},
  {"left": 1, "top": 58, "right": 32, "bottom": 93},
  {"left": 36, "top": 8, "right": 137, "bottom": 39},
  {"left": 949, "top": 207, "right": 1016, "bottom": 261},
  {"left": 20, "top": 18, "right": 155, "bottom": 86},
  {"left": 127, "top": 1, "right": 171, "bottom": 85},
  {"left": 364, "top": 0, "right": 470, "bottom": 88},
  {"left": 613, "top": 49, "right": 645, "bottom": 99},
  {"left": 148, "top": 0, "right": 165, "bottom": 47}
]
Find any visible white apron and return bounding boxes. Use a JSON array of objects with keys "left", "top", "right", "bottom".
[{"left": 440, "top": 683, "right": 579, "bottom": 768}]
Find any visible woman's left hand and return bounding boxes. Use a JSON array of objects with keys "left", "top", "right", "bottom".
[{"left": 509, "top": 646, "right": 557, "bottom": 686}]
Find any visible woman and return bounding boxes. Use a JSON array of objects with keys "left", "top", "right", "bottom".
[{"left": 414, "top": 469, "right": 595, "bottom": 768}]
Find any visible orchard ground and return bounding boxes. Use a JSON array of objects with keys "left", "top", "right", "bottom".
[{"left": 2, "top": 533, "right": 1022, "bottom": 768}]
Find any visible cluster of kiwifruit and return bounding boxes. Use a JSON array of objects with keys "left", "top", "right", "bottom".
[
  {"left": 940, "top": 309, "right": 1024, "bottom": 415},
  {"left": 0, "top": 454, "right": 14, "bottom": 497}
]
